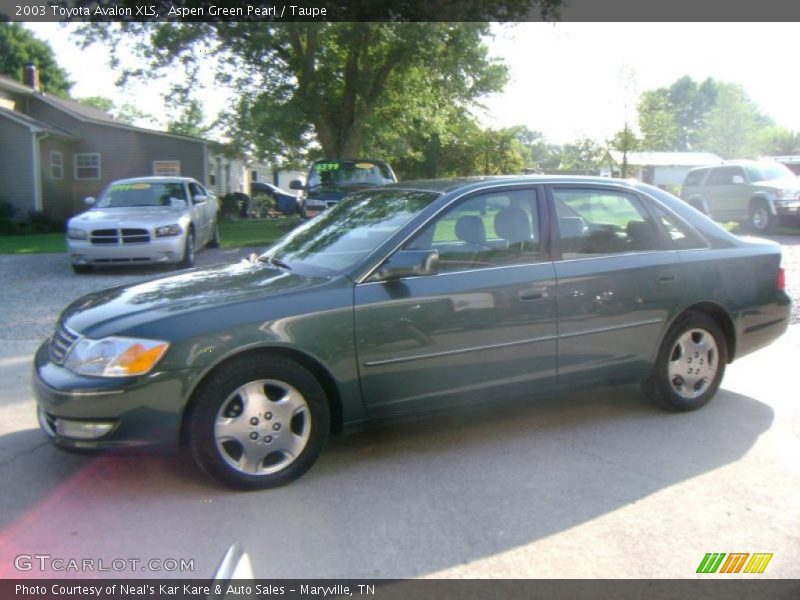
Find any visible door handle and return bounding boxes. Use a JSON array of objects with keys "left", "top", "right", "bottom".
[
  {"left": 658, "top": 270, "right": 679, "bottom": 283},
  {"left": 519, "top": 286, "right": 547, "bottom": 301}
]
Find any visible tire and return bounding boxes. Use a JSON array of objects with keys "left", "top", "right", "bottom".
[
  {"left": 180, "top": 229, "right": 195, "bottom": 268},
  {"left": 207, "top": 221, "right": 220, "bottom": 248},
  {"left": 645, "top": 311, "right": 728, "bottom": 412},
  {"left": 187, "top": 354, "right": 330, "bottom": 490},
  {"left": 749, "top": 201, "right": 776, "bottom": 234},
  {"left": 71, "top": 264, "right": 92, "bottom": 274}
]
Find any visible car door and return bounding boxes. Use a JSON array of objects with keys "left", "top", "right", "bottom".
[
  {"left": 354, "top": 186, "right": 558, "bottom": 417},
  {"left": 705, "top": 166, "right": 748, "bottom": 221},
  {"left": 188, "top": 182, "right": 211, "bottom": 243},
  {"left": 550, "top": 186, "right": 683, "bottom": 386}
]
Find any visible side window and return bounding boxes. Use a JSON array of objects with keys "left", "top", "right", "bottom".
[
  {"left": 683, "top": 169, "right": 706, "bottom": 187},
  {"left": 707, "top": 167, "right": 737, "bottom": 185},
  {"left": 553, "top": 188, "right": 664, "bottom": 258},
  {"left": 189, "top": 183, "right": 206, "bottom": 203},
  {"left": 404, "top": 189, "right": 542, "bottom": 273},
  {"left": 649, "top": 203, "right": 708, "bottom": 250}
]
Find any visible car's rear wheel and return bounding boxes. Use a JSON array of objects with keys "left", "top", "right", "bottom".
[
  {"left": 180, "top": 229, "right": 195, "bottom": 268},
  {"left": 188, "top": 354, "right": 330, "bottom": 490},
  {"left": 749, "top": 201, "right": 776, "bottom": 234},
  {"left": 71, "top": 264, "right": 92, "bottom": 274},
  {"left": 646, "top": 312, "right": 727, "bottom": 412}
]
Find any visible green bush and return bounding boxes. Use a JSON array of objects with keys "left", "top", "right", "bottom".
[
  {"left": 220, "top": 193, "right": 250, "bottom": 220},
  {"left": 24, "top": 210, "right": 65, "bottom": 234},
  {"left": 250, "top": 193, "right": 276, "bottom": 218},
  {"left": 0, "top": 201, "right": 16, "bottom": 236}
]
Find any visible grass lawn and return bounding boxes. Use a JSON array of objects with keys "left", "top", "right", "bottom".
[
  {"left": 0, "top": 233, "right": 66, "bottom": 254},
  {"left": 0, "top": 218, "right": 302, "bottom": 255},
  {"left": 220, "top": 217, "right": 301, "bottom": 249}
]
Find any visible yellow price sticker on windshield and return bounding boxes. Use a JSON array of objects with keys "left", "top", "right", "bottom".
[{"left": 355, "top": 163, "right": 375, "bottom": 169}]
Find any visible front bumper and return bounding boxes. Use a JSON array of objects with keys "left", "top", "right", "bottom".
[
  {"left": 775, "top": 200, "right": 800, "bottom": 217},
  {"left": 67, "top": 235, "right": 186, "bottom": 266},
  {"left": 32, "top": 341, "right": 190, "bottom": 452}
]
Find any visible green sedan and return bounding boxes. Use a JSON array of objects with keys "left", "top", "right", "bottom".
[{"left": 33, "top": 177, "right": 791, "bottom": 489}]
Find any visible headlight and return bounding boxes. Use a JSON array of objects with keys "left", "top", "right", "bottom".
[
  {"left": 155, "top": 224, "right": 182, "bottom": 237},
  {"left": 67, "top": 228, "right": 87, "bottom": 240},
  {"left": 64, "top": 336, "right": 169, "bottom": 377}
]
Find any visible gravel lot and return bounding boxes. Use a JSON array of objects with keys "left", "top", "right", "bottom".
[{"left": 1, "top": 235, "right": 797, "bottom": 345}]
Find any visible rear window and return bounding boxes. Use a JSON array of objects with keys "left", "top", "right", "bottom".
[{"left": 307, "top": 160, "right": 395, "bottom": 188}]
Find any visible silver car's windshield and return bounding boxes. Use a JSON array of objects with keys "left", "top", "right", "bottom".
[
  {"left": 96, "top": 182, "right": 189, "bottom": 208},
  {"left": 264, "top": 189, "right": 439, "bottom": 273}
]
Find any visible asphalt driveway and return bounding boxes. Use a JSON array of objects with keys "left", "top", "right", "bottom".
[{"left": 0, "top": 245, "right": 798, "bottom": 579}]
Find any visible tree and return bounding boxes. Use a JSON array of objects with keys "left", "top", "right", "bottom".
[
  {"left": 698, "top": 82, "right": 772, "bottom": 158},
  {"left": 78, "top": 22, "right": 510, "bottom": 161},
  {"left": 557, "top": 138, "right": 604, "bottom": 172},
  {"left": 76, "top": 95, "right": 115, "bottom": 113},
  {"left": 757, "top": 126, "right": 800, "bottom": 156},
  {"left": 637, "top": 76, "right": 716, "bottom": 151},
  {"left": 167, "top": 98, "right": 209, "bottom": 138},
  {"left": 0, "top": 23, "right": 72, "bottom": 95}
]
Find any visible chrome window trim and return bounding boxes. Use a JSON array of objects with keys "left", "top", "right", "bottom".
[
  {"left": 356, "top": 261, "right": 551, "bottom": 286},
  {"left": 558, "top": 318, "right": 663, "bottom": 339}
]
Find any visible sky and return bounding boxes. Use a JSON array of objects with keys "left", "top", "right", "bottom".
[{"left": 22, "top": 22, "right": 800, "bottom": 145}]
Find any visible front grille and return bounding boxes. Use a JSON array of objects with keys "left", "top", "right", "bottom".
[
  {"left": 90, "top": 228, "right": 150, "bottom": 245},
  {"left": 49, "top": 322, "right": 79, "bottom": 365}
]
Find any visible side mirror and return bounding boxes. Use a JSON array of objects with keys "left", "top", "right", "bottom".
[
  {"left": 193, "top": 194, "right": 208, "bottom": 204},
  {"left": 732, "top": 175, "right": 745, "bottom": 184},
  {"left": 376, "top": 249, "right": 438, "bottom": 281},
  {"left": 83, "top": 196, "right": 95, "bottom": 206},
  {"left": 289, "top": 180, "right": 305, "bottom": 191}
]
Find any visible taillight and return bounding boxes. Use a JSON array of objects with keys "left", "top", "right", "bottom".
[{"left": 778, "top": 267, "right": 785, "bottom": 290}]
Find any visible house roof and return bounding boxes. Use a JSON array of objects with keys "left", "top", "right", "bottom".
[
  {"left": 0, "top": 106, "right": 80, "bottom": 138},
  {"left": 0, "top": 74, "right": 206, "bottom": 145},
  {"left": 608, "top": 151, "right": 724, "bottom": 167}
]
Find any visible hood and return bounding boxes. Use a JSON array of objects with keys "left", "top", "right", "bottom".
[
  {"left": 69, "top": 206, "right": 189, "bottom": 228},
  {"left": 757, "top": 177, "right": 800, "bottom": 190},
  {"left": 61, "top": 258, "right": 331, "bottom": 338}
]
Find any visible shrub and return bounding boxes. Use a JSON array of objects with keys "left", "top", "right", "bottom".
[
  {"left": 0, "top": 201, "right": 17, "bottom": 235},
  {"left": 220, "top": 192, "right": 250, "bottom": 220},
  {"left": 250, "top": 193, "right": 276, "bottom": 218},
  {"left": 25, "top": 210, "right": 65, "bottom": 234}
]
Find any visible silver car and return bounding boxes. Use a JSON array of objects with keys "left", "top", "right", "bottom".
[{"left": 66, "top": 177, "right": 220, "bottom": 273}]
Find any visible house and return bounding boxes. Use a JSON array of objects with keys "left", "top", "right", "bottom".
[
  {"left": 602, "top": 151, "right": 724, "bottom": 188},
  {"left": 0, "top": 65, "right": 208, "bottom": 222},
  {"left": 207, "top": 150, "right": 304, "bottom": 197}
]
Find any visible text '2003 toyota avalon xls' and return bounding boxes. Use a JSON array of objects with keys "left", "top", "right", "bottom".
[{"left": 34, "top": 177, "right": 791, "bottom": 489}]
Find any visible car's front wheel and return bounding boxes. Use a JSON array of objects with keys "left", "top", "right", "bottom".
[
  {"left": 749, "top": 201, "right": 776, "bottom": 234},
  {"left": 646, "top": 312, "right": 727, "bottom": 412},
  {"left": 188, "top": 354, "right": 330, "bottom": 490}
]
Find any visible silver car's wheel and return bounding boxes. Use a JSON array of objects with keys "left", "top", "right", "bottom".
[
  {"left": 667, "top": 329, "right": 718, "bottom": 399},
  {"left": 214, "top": 379, "right": 311, "bottom": 476},
  {"left": 646, "top": 311, "right": 727, "bottom": 412},
  {"left": 188, "top": 353, "right": 330, "bottom": 489},
  {"left": 180, "top": 229, "right": 195, "bottom": 268}
]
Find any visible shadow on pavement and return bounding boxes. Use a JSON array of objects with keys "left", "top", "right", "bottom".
[{"left": 0, "top": 385, "right": 774, "bottom": 579}]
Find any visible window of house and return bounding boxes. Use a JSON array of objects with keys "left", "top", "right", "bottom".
[
  {"left": 50, "top": 151, "right": 63, "bottom": 179},
  {"left": 209, "top": 173, "right": 216, "bottom": 186},
  {"left": 554, "top": 188, "right": 664, "bottom": 257},
  {"left": 251, "top": 170, "right": 258, "bottom": 182},
  {"left": 153, "top": 161, "right": 180, "bottom": 176},
  {"left": 403, "top": 189, "right": 543, "bottom": 274},
  {"left": 74, "top": 153, "right": 100, "bottom": 180}
]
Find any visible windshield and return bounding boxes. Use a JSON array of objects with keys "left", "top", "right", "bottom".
[
  {"left": 264, "top": 189, "right": 439, "bottom": 273},
  {"left": 96, "top": 182, "right": 188, "bottom": 208},
  {"left": 307, "top": 161, "right": 394, "bottom": 189},
  {"left": 744, "top": 162, "right": 795, "bottom": 182}
]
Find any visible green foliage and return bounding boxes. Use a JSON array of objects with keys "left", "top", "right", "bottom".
[
  {"left": 0, "top": 201, "right": 17, "bottom": 236},
  {"left": 698, "top": 82, "right": 772, "bottom": 158},
  {"left": 219, "top": 193, "right": 247, "bottom": 220},
  {"left": 166, "top": 98, "right": 209, "bottom": 138},
  {"left": 76, "top": 95, "right": 115, "bottom": 113},
  {"left": 77, "top": 22, "right": 510, "bottom": 163},
  {"left": 557, "top": 138, "right": 604, "bottom": 172},
  {"left": 757, "top": 126, "right": 800, "bottom": 156},
  {"left": 0, "top": 23, "right": 72, "bottom": 96}
]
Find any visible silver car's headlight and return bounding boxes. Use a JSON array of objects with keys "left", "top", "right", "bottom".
[
  {"left": 67, "top": 228, "right": 87, "bottom": 240},
  {"left": 155, "top": 224, "right": 182, "bottom": 237},
  {"left": 64, "top": 336, "right": 169, "bottom": 377}
]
